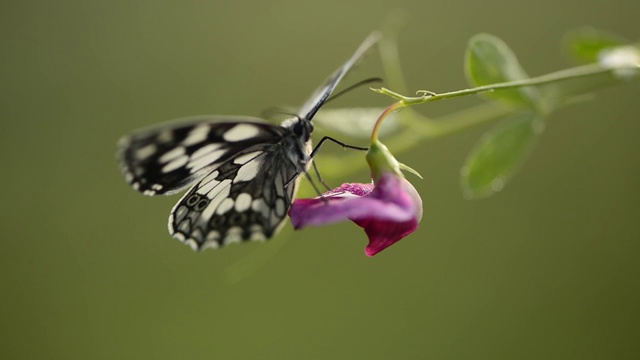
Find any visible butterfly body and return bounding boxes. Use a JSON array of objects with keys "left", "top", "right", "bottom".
[{"left": 118, "top": 33, "right": 378, "bottom": 250}]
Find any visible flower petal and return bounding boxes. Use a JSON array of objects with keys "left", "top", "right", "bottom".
[
  {"left": 357, "top": 176, "right": 422, "bottom": 256},
  {"left": 355, "top": 218, "right": 419, "bottom": 256},
  {"left": 289, "top": 195, "right": 415, "bottom": 229},
  {"left": 289, "top": 173, "right": 423, "bottom": 256}
]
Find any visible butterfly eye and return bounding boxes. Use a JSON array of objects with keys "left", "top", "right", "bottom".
[
  {"left": 292, "top": 120, "right": 314, "bottom": 142},
  {"left": 292, "top": 121, "right": 306, "bottom": 137}
]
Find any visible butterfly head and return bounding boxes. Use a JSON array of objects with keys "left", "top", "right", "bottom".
[
  {"left": 279, "top": 117, "right": 314, "bottom": 170},
  {"left": 291, "top": 117, "right": 314, "bottom": 142}
]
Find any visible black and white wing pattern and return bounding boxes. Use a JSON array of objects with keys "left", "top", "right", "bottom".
[
  {"left": 168, "top": 143, "right": 300, "bottom": 250},
  {"left": 117, "top": 32, "right": 379, "bottom": 250},
  {"left": 118, "top": 117, "right": 286, "bottom": 196},
  {"left": 119, "top": 118, "right": 299, "bottom": 249}
]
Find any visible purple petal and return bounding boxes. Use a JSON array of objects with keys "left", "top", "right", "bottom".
[
  {"left": 356, "top": 218, "right": 419, "bottom": 257},
  {"left": 355, "top": 175, "right": 421, "bottom": 256},
  {"left": 290, "top": 196, "right": 415, "bottom": 229},
  {"left": 289, "top": 173, "right": 424, "bottom": 256},
  {"left": 333, "top": 182, "right": 373, "bottom": 197}
]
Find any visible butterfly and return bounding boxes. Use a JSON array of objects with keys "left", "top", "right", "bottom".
[{"left": 117, "top": 33, "right": 379, "bottom": 251}]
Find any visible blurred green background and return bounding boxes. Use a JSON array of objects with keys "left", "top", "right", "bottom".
[{"left": 2, "top": 1, "right": 639, "bottom": 359}]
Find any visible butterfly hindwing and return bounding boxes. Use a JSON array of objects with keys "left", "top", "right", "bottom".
[{"left": 168, "top": 145, "right": 299, "bottom": 249}]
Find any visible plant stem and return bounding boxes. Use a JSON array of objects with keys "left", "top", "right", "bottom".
[
  {"left": 375, "top": 62, "right": 635, "bottom": 106},
  {"left": 427, "top": 63, "right": 613, "bottom": 102},
  {"left": 371, "top": 101, "right": 403, "bottom": 141}
]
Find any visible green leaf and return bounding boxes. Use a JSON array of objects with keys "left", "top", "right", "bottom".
[
  {"left": 465, "top": 33, "right": 542, "bottom": 109},
  {"left": 563, "top": 27, "right": 629, "bottom": 64},
  {"left": 461, "top": 111, "right": 544, "bottom": 199},
  {"left": 313, "top": 107, "right": 399, "bottom": 139}
]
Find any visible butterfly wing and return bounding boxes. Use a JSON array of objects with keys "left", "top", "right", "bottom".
[
  {"left": 118, "top": 33, "right": 379, "bottom": 250},
  {"left": 168, "top": 144, "right": 299, "bottom": 249},
  {"left": 164, "top": 35, "right": 380, "bottom": 249},
  {"left": 118, "top": 116, "right": 288, "bottom": 195},
  {"left": 298, "top": 31, "right": 380, "bottom": 121}
]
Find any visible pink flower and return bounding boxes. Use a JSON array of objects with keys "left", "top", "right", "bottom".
[{"left": 289, "top": 173, "right": 422, "bottom": 256}]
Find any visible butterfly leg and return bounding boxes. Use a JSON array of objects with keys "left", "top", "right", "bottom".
[
  {"left": 307, "top": 136, "right": 368, "bottom": 190},
  {"left": 284, "top": 136, "right": 368, "bottom": 198},
  {"left": 284, "top": 168, "right": 327, "bottom": 200},
  {"left": 309, "top": 136, "right": 368, "bottom": 159},
  {"left": 311, "top": 160, "right": 331, "bottom": 191}
]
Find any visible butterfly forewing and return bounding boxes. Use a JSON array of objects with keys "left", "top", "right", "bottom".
[
  {"left": 298, "top": 32, "right": 380, "bottom": 120},
  {"left": 118, "top": 117, "right": 287, "bottom": 195},
  {"left": 117, "top": 33, "right": 379, "bottom": 250}
]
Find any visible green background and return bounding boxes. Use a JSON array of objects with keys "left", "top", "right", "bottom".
[{"left": 2, "top": 1, "right": 639, "bottom": 359}]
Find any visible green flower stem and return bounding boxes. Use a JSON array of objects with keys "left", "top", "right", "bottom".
[
  {"left": 374, "top": 62, "right": 634, "bottom": 107},
  {"left": 370, "top": 101, "right": 404, "bottom": 141}
]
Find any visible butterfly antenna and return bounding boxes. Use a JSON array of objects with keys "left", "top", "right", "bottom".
[
  {"left": 263, "top": 77, "right": 382, "bottom": 120},
  {"left": 323, "top": 77, "right": 383, "bottom": 105},
  {"left": 261, "top": 107, "right": 301, "bottom": 121}
]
